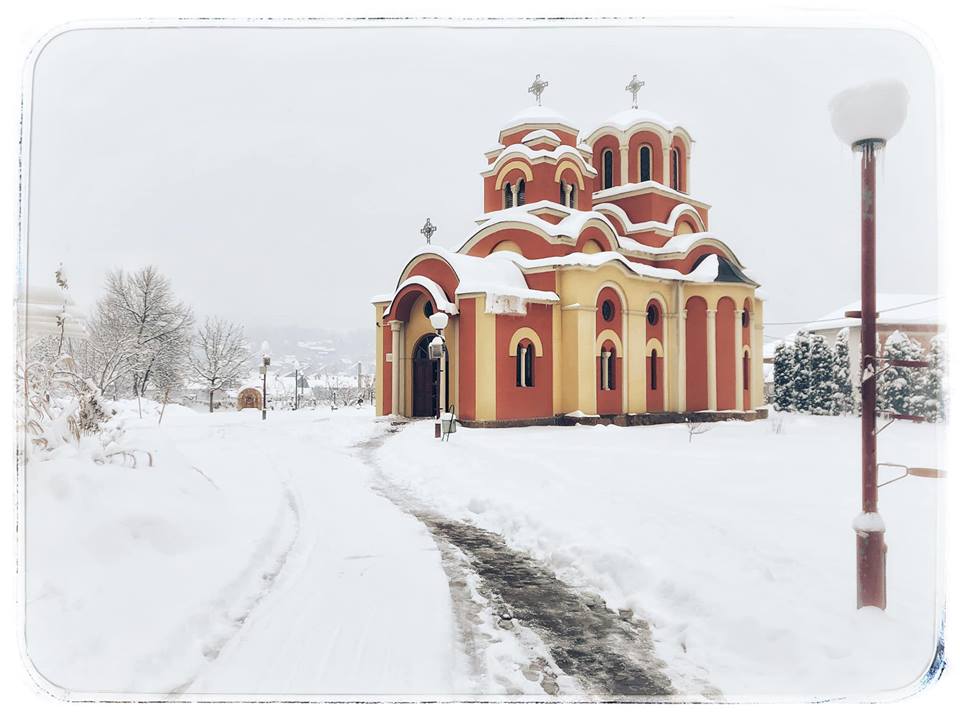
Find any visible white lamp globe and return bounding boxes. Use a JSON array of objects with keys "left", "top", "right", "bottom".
[
  {"left": 429, "top": 312, "right": 449, "bottom": 331},
  {"left": 829, "top": 79, "right": 909, "bottom": 147}
]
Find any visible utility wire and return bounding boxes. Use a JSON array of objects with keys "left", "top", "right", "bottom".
[{"left": 763, "top": 297, "right": 941, "bottom": 327}]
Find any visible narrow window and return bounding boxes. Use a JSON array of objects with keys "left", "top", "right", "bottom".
[
  {"left": 607, "top": 348, "right": 617, "bottom": 390},
  {"left": 602, "top": 149, "right": 614, "bottom": 189},
  {"left": 650, "top": 349, "right": 658, "bottom": 390},
  {"left": 504, "top": 182, "right": 513, "bottom": 209},
  {"left": 560, "top": 181, "right": 566, "bottom": 204},
  {"left": 524, "top": 344, "right": 535, "bottom": 387},
  {"left": 516, "top": 344, "right": 523, "bottom": 387},
  {"left": 671, "top": 147, "right": 681, "bottom": 191},
  {"left": 517, "top": 179, "right": 526, "bottom": 206},
  {"left": 742, "top": 308, "right": 750, "bottom": 328},
  {"left": 743, "top": 352, "right": 750, "bottom": 390},
  {"left": 639, "top": 145, "right": 652, "bottom": 182},
  {"left": 569, "top": 185, "right": 576, "bottom": 208}
]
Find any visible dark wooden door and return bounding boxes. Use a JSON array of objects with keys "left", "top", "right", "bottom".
[{"left": 412, "top": 358, "right": 436, "bottom": 417}]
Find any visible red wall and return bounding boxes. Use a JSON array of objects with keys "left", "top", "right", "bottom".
[
  {"left": 458, "top": 298, "right": 477, "bottom": 420},
  {"left": 596, "top": 343, "right": 623, "bottom": 415},
  {"left": 591, "top": 135, "right": 621, "bottom": 191},
  {"left": 716, "top": 297, "right": 736, "bottom": 411},
  {"left": 495, "top": 304, "right": 553, "bottom": 420},
  {"left": 685, "top": 296, "right": 708, "bottom": 411}
]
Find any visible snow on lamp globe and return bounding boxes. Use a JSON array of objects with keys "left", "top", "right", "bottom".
[{"left": 829, "top": 79, "right": 908, "bottom": 611}]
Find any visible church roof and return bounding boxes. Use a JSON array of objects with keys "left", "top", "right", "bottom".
[{"left": 581, "top": 107, "right": 694, "bottom": 144}]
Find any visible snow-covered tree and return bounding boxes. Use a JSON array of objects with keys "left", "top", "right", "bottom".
[
  {"left": 791, "top": 330, "right": 814, "bottom": 413},
  {"left": 830, "top": 327, "right": 856, "bottom": 415},
  {"left": 773, "top": 341, "right": 795, "bottom": 411},
  {"left": 918, "top": 334, "right": 948, "bottom": 422},
  {"left": 807, "top": 333, "right": 836, "bottom": 415},
  {"left": 190, "top": 317, "right": 249, "bottom": 412},
  {"left": 103, "top": 266, "right": 194, "bottom": 399},
  {"left": 877, "top": 332, "right": 925, "bottom": 416}
]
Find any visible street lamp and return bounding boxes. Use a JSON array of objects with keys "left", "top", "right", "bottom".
[
  {"left": 293, "top": 359, "right": 301, "bottom": 410},
  {"left": 428, "top": 311, "right": 448, "bottom": 438},
  {"left": 829, "top": 79, "right": 909, "bottom": 610},
  {"left": 260, "top": 341, "right": 271, "bottom": 420}
]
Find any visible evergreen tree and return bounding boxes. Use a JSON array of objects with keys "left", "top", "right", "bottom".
[
  {"left": 830, "top": 327, "right": 856, "bottom": 415},
  {"left": 919, "top": 334, "right": 947, "bottom": 422},
  {"left": 773, "top": 340, "right": 795, "bottom": 411},
  {"left": 808, "top": 333, "right": 836, "bottom": 414},
  {"left": 877, "top": 332, "right": 924, "bottom": 416},
  {"left": 791, "top": 330, "right": 813, "bottom": 413}
]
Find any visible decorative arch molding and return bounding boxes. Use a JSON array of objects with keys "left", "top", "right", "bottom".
[
  {"left": 396, "top": 252, "right": 461, "bottom": 292},
  {"left": 645, "top": 337, "right": 665, "bottom": 356},
  {"left": 554, "top": 160, "right": 586, "bottom": 190},
  {"left": 508, "top": 327, "right": 545, "bottom": 357},
  {"left": 665, "top": 204, "right": 707, "bottom": 232},
  {"left": 584, "top": 122, "right": 673, "bottom": 148},
  {"left": 459, "top": 217, "right": 620, "bottom": 256},
  {"left": 743, "top": 345, "right": 752, "bottom": 357},
  {"left": 644, "top": 291, "right": 670, "bottom": 314},
  {"left": 382, "top": 277, "right": 457, "bottom": 321},
  {"left": 595, "top": 329, "right": 624, "bottom": 356},
  {"left": 494, "top": 161, "right": 534, "bottom": 190},
  {"left": 594, "top": 280, "right": 629, "bottom": 312},
  {"left": 593, "top": 202, "right": 705, "bottom": 236}
]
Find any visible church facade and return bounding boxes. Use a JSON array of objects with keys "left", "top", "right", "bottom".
[{"left": 373, "top": 81, "right": 765, "bottom": 426}]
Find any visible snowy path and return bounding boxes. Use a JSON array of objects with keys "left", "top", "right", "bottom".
[{"left": 166, "top": 410, "right": 464, "bottom": 696}]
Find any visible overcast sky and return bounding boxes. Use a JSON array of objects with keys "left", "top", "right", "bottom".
[{"left": 24, "top": 24, "right": 938, "bottom": 341}]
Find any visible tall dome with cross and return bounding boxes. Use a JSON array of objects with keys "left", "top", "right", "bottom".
[{"left": 372, "top": 75, "right": 765, "bottom": 426}]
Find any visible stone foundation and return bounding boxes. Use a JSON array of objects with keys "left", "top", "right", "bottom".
[{"left": 458, "top": 407, "right": 768, "bottom": 429}]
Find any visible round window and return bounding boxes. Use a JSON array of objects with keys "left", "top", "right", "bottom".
[
  {"left": 601, "top": 299, "right": 615, "bottom": 322},
  {"left": 423, "top": 300, "right": 434, "bottom": 319},
  {"left": 742, "top": 309, "right": 750, "bottom": 328},
  {"left": 646, "top": 304, "right": 660, "bottom": 326}
]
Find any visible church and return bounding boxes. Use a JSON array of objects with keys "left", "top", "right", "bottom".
[{"left": 373, "top": 76, "right": 766, "bottom": 426}]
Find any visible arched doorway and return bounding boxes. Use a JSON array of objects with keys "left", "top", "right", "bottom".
[{"left": 411, "top": 334, "right": 448, "bottom": 418}]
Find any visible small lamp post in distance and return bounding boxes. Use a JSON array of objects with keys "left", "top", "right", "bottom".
[
  {"left": 260, "top": 341, "right": 271, "bottom": 421},
  {"left": 428, "top": 311, "right": 448, "bottom": 439}
]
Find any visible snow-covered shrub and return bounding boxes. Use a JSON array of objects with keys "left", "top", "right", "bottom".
[
  {"left": 877, "top": 332, "right": 925, "bottom": 417},
  {"left": 918, "top": 334, "right": 948, "bottom": 422},
  {"left": 773, "top": 342, "right": 795, "bottom": 412}
]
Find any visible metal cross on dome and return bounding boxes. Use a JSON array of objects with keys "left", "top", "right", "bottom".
[
  {"left": 625, "top": 74, "right": 645, "bottom": 109},
  {"left": 528, "top": 74, "right": 549, "bottom": 106},
  {"left": 420, "top": 218, "right": 437, "bottom": 244}
]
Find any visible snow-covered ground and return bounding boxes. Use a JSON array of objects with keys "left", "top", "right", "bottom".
[
  {"left": 23, "top": 404, "right": 943, "bottom": 701},
  {"left": 372, "top": 412, "right": 943, "bottom": 701}
]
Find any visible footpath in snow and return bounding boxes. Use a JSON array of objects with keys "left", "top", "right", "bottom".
[{"left": 25, "top": 404, "right": 462, "bottom": 697}]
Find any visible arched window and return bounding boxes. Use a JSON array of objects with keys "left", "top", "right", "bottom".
[
  {"left": 504, "top": 182, "right": 513, "bottom": 209},
  {"left": 569, "top": 185, "right": 576, "bottom": 208},
  {"left": 607, "top": 347, "right": 617, "bottom": 390},
  {"left": 515, "top": 342, "right": 535, "bottom": 387},
  {"left": 650, "top": 349, "right": 658, "bottom": 390},
  {"left": 602, "top": 149, "right": 614, "bottom": 189},
  {"left": 742, "top": 308, "right": 750, "bottom": 328},
  {"left": 743, "top": 351, "right": 750, "bottom": 390},
  {"left": 639, "top": 145, "right": 652, "bottom": 182},
  {"left": 423, "top": 301, "right": 434, "bottom": 318},
  {"left": 517, "top": 179, "right": 526, "bottom": 206},
  {"left": 671, "top": 147, "right": 681, "bottom": 191},
  {"left": 559, "top": 181, "right": 566, "bottom": 204}
]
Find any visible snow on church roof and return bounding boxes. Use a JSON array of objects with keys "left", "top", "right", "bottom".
[
  {"left": 582, "top": 107, "right": 692, "bottom": 142},
  {"left": 521, "top": 129, "right": 562, "bottom": 145},
  {"left": 501, "top": 105, "right": 577, "bottom": 132},
  {"left": 504, "top": 249, "right": 722, "bottom": 284}
]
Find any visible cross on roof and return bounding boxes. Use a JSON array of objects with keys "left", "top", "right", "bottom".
[
  {"left": 420, "top": 218, "right": 437, "bottom": 244},
  {"left": 528, "top": 74, "right": 549, "bottom": 106},
  {"left": 625, "top": 74, "right": 645, "bottom": 109}
]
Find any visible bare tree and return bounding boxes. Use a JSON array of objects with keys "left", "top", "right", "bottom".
[
  {"left": 103, "top": 266, "right": 194, "bottom": 401},
  {"left": 190, "top": 317, "right": 249, "bottom": 413}
]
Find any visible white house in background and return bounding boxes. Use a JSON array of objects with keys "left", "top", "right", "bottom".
[{"left": 806, "top": 294, "right": 941, "bottom": 387}]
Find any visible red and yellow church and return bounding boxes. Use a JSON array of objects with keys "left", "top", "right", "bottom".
[{"left": 373, "top": 78, "right": 765, "bottom": 426}]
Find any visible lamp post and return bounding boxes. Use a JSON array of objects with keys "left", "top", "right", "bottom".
[
  {"left": 260, "top": 341, "right": 271, "bottom": 420},
  {"left": 829, "top": 80, "right": 909, "bottom": 610},
  {"left": 293, "top": 359, "right": 300, "bottom": 410},
  {"left": 428, "top": 311, "right": 448, "bottom": 438}
]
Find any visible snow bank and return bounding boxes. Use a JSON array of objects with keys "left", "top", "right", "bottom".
[
  {"left": 24, "top": 406, "right": 296, "bottom": 694},
  {"left": 372, "top": 413, "right": 941, "bottom": 700}
]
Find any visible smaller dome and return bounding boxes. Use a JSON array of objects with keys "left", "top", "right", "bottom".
[{"left": 602, "top": 107, "right": 677, "bottom": 132}]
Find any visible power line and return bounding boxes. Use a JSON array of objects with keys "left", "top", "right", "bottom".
[{"left": 763, "top": 297, "right": 941, "bottom": 327}]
